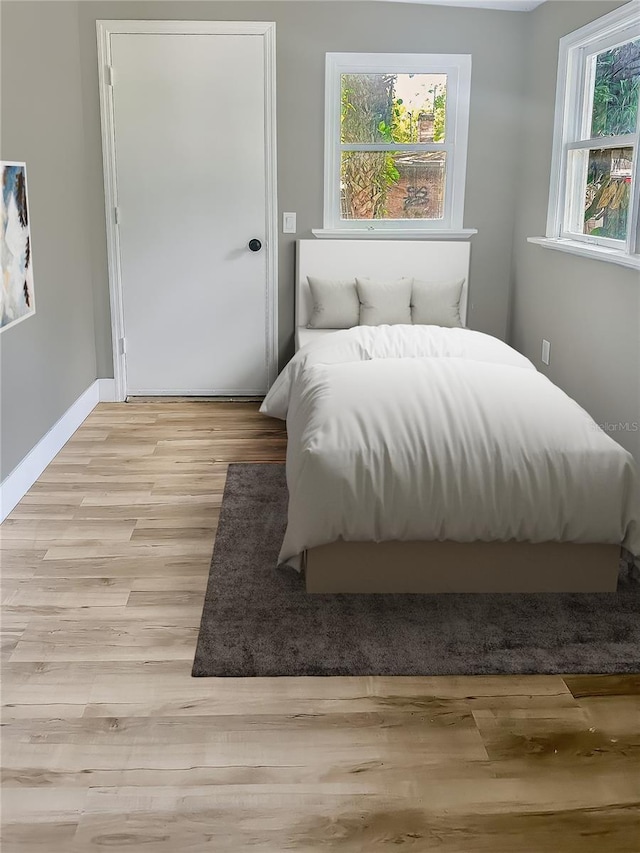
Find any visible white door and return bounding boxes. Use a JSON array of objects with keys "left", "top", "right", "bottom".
[{"left": 106, "top": 26, "right": 275, "bottom": 396}]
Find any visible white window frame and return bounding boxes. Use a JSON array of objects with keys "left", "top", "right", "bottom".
[
  {"left": 315, "top": 52, "right": 475, "bottom": 239},
  {"left": 530, "top": 1, "right": 640, "bottom": 270}
]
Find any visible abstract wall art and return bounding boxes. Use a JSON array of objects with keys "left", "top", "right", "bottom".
[{"left": 1, "top": 162, "right": 35, "bottom": 332}]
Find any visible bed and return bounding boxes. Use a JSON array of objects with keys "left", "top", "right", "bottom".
[
  {"left": 261, "top": 239, "right": 639, "bottom": 594},
  {"left": 294, "top": 239, "right": 471, "bottom": 350}
]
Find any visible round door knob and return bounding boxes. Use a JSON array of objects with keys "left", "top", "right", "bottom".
[{"left": 248, "top": 238, "right": 262, "bottom": 252}]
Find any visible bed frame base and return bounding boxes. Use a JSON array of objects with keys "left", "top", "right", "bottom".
[{"left": 304, "top": 540, "right": 620, "bottom": 594}]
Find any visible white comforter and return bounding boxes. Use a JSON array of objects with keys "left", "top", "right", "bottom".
[{"left": 260, "top": 326, "right": 640, "bottom": 567}]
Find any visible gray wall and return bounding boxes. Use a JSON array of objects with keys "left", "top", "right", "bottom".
[
  {"left": 3, "top": 0, "right": 637, "bottom": 481},
  {"left": 76, "top": 0, "right": 528, "bottom": 375},
  {"left": 511, "top": 0, "right": 640, "bottom": 459},
  {"left": 0, "top": 2, "right": 97, "bottom": 479}
]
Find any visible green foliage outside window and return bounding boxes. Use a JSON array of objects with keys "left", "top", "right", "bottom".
[
  {"left": 591, "top": 39, "right": 640, "bottom": 137},
  {"left": 340, "top": 74, "right": 446, "bottom": 219},
  {"left": 583, "top": 40, "right": 639, "bottom": 240}
]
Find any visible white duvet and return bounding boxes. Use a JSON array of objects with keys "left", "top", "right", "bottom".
[{"left": 260, "top": 325, "right": 640, "bottom": 567}]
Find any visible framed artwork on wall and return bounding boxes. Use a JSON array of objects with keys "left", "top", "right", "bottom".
[{"left": 1, "top": 161, "right": 35, "bottom": 332}]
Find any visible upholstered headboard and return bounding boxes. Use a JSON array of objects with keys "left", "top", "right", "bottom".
[{"left": 296, "top": 239, "right": 471, "bottom": 336}]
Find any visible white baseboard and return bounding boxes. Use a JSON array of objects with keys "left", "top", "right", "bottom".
[
  {"left": 97, "top": 378, "right": 117, "bottom": 402},
  {"left": 0, "top": 378, "right": 117, "bottom": 522}
]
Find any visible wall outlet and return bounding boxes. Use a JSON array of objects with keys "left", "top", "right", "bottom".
[
  {"left": 541, "top": 339, "right": 551, "bottom": 366},
  {"left": 282, "top": 212, "right": 296, "bottom": 234}
]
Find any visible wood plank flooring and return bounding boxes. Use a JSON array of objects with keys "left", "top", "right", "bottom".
[{"left": 1, "top": 401, "right": 638, "bottom": 852}]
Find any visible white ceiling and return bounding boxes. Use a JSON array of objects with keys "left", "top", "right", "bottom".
[
  {"left": 396, "top": 0, "right": 545, "bottom": 12},
  {"left": 110, "top": 0, "right": 548, "bottom": 9},
  {"left": 368, "top": 0, "right": 545, "bottom": 9},
  {"left": 68, "top": 0, "right": 547, "bottom": 9},
  {"left": 205, "top": 0, "right": 546, "bottom": 9}
]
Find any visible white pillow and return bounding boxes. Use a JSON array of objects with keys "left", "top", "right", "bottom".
[
  {"left": 307, "top": 277, "right": 360, "bottom": 329},
  {"left": 356, "top": 277, "right": 413, "bottom": 326},
  {"left": 411, "top": 278, "right": 465, "bottom": 328}
]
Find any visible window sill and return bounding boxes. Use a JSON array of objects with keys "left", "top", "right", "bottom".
[
  {"left": 312, "top": 228, "right": 478, "bottom": 240},
  {"left": 528, "top": 237, "right": 640, "bottom": 271}
]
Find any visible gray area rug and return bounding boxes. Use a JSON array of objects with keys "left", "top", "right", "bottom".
[{"left": 192, "top": 463, "right": 640, "bottom": 676}]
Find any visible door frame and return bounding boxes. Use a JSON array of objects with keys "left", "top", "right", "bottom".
[{"left": 97, "top": 20, "right": 278, "bottom": 401}]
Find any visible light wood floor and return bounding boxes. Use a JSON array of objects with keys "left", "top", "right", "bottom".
[{"left": 1, "top": 402, "right": 638, "bottom": 853}]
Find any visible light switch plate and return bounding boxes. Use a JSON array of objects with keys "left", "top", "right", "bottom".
[{"left": 283, "top": 212, "right": 296, "bottom": 234}]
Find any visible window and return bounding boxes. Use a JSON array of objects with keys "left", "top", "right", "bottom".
[
  {"left": 539, "top": 3, "right": 640, "bottom": 268},
  {"left": 318, "top": 53, "right": 473, "bottom": 236}
]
